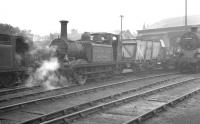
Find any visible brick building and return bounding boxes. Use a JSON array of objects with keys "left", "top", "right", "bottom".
[{"left": 137, "top": 25, "right": 200, "bottom": 49}]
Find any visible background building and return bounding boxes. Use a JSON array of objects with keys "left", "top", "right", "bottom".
[{"left": 137, "top": 15, "right": 200, "bottom": 49}]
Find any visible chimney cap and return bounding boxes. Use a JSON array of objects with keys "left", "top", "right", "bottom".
[{"left": 60, "top": 20, "right": 69, "bottom": 23}]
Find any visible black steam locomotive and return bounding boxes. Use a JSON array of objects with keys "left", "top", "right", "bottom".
[
  {"left": 50, "top": 21, "right": 122, "bottom": 85},
  {"left": 0, "top": 33, "right": 31, "bottom": 87},
  {"left": 178, "top": 27, "right": 200, "bottom": 72}
]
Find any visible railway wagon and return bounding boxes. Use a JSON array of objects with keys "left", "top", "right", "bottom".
[{"left": 121, "top": 39, "right": 161, "bottom": 71}]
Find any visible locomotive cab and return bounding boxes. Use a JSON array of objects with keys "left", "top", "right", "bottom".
[
  {"left": 0, "top": 34, "right": 13, "bottom": 70},
  {"left": 0, "top": 33, "right": 31, "bottom": 87},
  {"left": 15, "top": 36, "right": 30, "bottom": 66}
]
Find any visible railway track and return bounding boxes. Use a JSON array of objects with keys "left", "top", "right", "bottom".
[
  {"left": 0, "top": 71, "right": 177, "bottom": 105},
  {"left": 0, "top": 69, "right": 167, "bottom": 98},
  {"left": 63, "top": 75, "right": 200, "bottom": 124},
  {"left": 0, "top": 72, "right": 178, "bottom": 111},
  {"left": 0, "top": 85, "right": 41, "bottom": 96},
  {"left": 0, "top": 72, "right": 181, "bottom": 124}
]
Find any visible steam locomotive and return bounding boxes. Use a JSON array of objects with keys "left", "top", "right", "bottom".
[
  {"left": 0, "top": 33, "right": 31, "bottom": 87},
  {"left": 178, "top": 27, "right": 200, "bottom": 73}
]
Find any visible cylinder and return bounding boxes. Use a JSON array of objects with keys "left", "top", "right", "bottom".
[{"left": 60, "top": 20, "right": 69, "bottom": 41}]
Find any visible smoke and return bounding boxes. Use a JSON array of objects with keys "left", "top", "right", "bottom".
[
  {"left": 25, "top": 38, "right": 71, "bottom": 89},
  {"left": 36, "top": 57, "right": 60, "bottom": 80},
  {"left": 15, "top": 54, "right": 22, "bottom": 65},
  {"left": 26, "top": 57, "right": 69, "bottom": 90}
]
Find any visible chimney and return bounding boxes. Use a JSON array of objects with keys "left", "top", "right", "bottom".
[{"left": 60, "top": 20, "right": 69, "bottom": 40}]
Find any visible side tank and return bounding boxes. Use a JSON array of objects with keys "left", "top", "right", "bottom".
[{"left": 50, "top": 38, "right": 89, "bottom": 60}]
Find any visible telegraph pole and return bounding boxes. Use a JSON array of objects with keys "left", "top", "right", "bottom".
[
  {"left": 120, "top": 15, "right": 124, "bottom": 41},
  {"left": 185, "top": 0, "right": 187, "bottom": 27}
]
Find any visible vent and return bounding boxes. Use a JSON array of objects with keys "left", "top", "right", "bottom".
[{"left": 0, "top": 34, "right": 12, "bottom": 45}]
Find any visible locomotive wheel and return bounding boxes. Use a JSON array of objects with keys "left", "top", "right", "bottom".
[
  {"left": 178, "top": 63, "right": 186, "bottom": 73},
  {"left": 115, "top": 65, "right": 123, "bottom": 74},
  {"left": 0, "top": 73, "right": 15, "bottom": 87},
  {"left": 196, "top": 64, "right": 200, "bottom": 73},
  {"left": 132, "top": 65, "right": 141, "bottom": 73},
  {"left": 75, "top": 74, "right": 87, "bottom": 85},
  {"left": 0, "top": 76, "right": 8, "bottom": 87},
  {"left": 193, "top": 64, "right": 200, "bottom": 73}
]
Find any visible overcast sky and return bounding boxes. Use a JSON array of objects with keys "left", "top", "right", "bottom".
[{"left": 0, "top": 0, "right": 199, "bottom": 35}]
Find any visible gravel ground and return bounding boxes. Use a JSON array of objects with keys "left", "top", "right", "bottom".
[
  {"left": 0, "top": 71, "right": 179, "bottom": 108},
  {"left": 72, "top": 76, "right": 200, "bottom": 124},
  {"left": 0, "top": 70, "right": 170, "bottom": 101},
  {"left": 144, "top": 90, "right": 200, "bottom": 124},
  {"left": 0, "top": 74, "right": 180, "bottom": 123}
]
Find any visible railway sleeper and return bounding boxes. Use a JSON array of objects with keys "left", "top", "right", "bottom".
[
  {"left": 88, "top": 101, "right": 95, "bottom": 106},
  {"left": 152, "top": 110, "right": 160, "bottom": 117},
  {"left": 73, "top": 106, "right": 80, "bottom": 111},
  {"left": 79, "top": 103, "right": 91, "bottom": 110},
  {"left": 62, "top": 118, "right": 70, "bottom": 124},
  {"left": 67, "top": 114, "right": 81, "bottom": 122},
  {"left": 90, "top": 100, "right": 99, "bottom": 105},
  {"left": 50, "top": 98, "right": 56, "bottom": 101},
  {"left": 102, "top": 97, "right": 112, "bottom": 103},
  {"left": 78, "top": 108, "right": 100, "bottom": 119},
  {"left": 136, "top": 117, "right": 142, "bottom": 124},
  {"left": 143, "top": 112, "right": 155, "bottom": 121},
  {"left": 40, "top": 116, "right": 47, "bottom": 122},
  {"left": 99, "top": 98, "right": 105, "bottom": 103},
  {"left": 114, "top": 93, "right": 121, "bottom": 98},
  {"left": 53, "top": 112, "right": 66, "bottom": 121},
  {"left": 63, "top": 109, "right": 73, "bottom": 115},
  {"left": 168, "top": 101, "right": 175, "bottom": 107},
  {"left": 162, "top": 105, "right": 168, "bottom": 111},
  {"left": 0, "top": 106, "right": 19, "bottom": 113},
  {"left": 156, "top": 106, "right": 164, "bottom": 113}
]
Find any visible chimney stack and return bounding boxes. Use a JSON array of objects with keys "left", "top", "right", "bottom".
[{"left": 60, "top": 20, "right": 69, "bottom": 40}]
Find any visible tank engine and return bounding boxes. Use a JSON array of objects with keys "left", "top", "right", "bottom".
[
  {"left": 0, "top": 33, "right": 31, "bottom": 87},
  {"left": 50, "top": 21, "right": 121, "bottom": 84},
  {"left": 178, "top": 27, "right": 200, "bottom": 72},
  {"left": 50, "top": 21, "right": 119, "bottom": 62}
]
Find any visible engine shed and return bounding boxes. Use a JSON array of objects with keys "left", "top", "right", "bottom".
[{"left": 137, "top": 25, "right": 200, "bottom": 51}]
